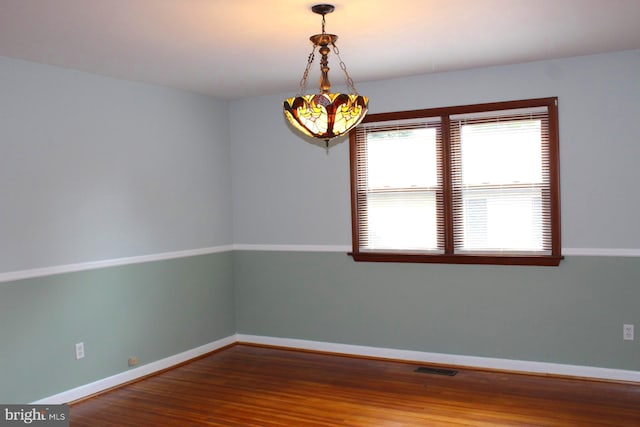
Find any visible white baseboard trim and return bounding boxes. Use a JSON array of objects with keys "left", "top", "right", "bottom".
[
  {"left": 32, "top": 334, "right": 237, "bottom": 404},
  {"left": 30, "top": 333, "right": 640, "bottom": 404},
  {"left": 237, "top": 334, "right": 640, "bottom": 383}
]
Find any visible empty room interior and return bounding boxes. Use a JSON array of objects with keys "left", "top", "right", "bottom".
[{"left": 1, "top": 0, "right": 640, "bottom": 425}]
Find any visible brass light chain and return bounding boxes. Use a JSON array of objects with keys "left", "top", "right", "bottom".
[
  {"left": 332, "top": 43, "right": 359, "bottom": 95},
  {"left": 295, "top": 9, "right": 359, "bottom": 97},
  {"left": 297, "top": 47, "right": 317, "bottom": 97},
  {"left": 296, "top": 10, "right": 325, "bottom": 97}
]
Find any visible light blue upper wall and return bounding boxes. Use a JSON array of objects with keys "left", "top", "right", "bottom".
[
  {"left": 230, "top": 50, "right": 640, "bottom": 251},
  {"left": 0, "top": 56, "right": 233, "bottom": 273},
  {"left": 0, "top": 57, "right": 237, "bottom": 403},
  {"left": 3, "top": 50, "right": 637, "bottom": 269}
]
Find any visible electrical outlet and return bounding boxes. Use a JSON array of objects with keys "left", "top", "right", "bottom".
[
  {"left": 623, "top": 324, "right": 634, "bottom": 341},
  {"left": 75, "top": 342, "right": 85, "bottom": 359},
  {"left": 128, "top": 357, "right": 138, "bottom": 367}
]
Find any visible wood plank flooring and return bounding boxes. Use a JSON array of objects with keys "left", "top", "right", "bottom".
[{"left": 70, "top": 344, "right": 640, "bottom": 426}]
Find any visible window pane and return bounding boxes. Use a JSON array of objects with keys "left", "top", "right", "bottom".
[
  {"left": 366, "top": 128, "right": 437, "bottom": 189},
  {"left": 456, "top": 116, "right": 548, "bottom": 253},
  {"left": 460, "top": 120, "right": 542, "bottom": 186},
  {"left": 461, "top": 189, "right": 544, "bottom": 251},
  {"left": 365, "top": 192, "right": 439, "bottom": 250}
]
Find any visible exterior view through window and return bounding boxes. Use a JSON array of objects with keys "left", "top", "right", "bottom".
[{"left": 349, "top": 98, "right": 562, "bottom": 266}]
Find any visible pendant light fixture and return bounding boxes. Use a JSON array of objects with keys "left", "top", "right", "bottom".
[{"left": 283, "top": 4, "right": 368, "bottom": 146}]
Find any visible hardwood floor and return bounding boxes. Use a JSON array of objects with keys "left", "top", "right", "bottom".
[{"left": 70, "top": 344, "right": 640, "bottom": 426}]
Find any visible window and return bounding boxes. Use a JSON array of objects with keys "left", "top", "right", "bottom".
[{"left": 349, "top": 98, "right": 562, "bottom": 266}]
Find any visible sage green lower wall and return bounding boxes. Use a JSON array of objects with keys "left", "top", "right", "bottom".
[
  {"left": 0, "top": 252, "right": 235, "bottom": 403},
  {"left": 234, "top": 251, "right": 640, "bottom": 372},
  {"left": 4, "top": 249, "right": 639, "bottom": 403}
]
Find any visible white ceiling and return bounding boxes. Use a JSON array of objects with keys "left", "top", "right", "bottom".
[{"left": 1, "top": 0, "right": 639, "bottom": 99}]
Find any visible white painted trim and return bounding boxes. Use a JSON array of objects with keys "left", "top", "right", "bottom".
[
  {"left": 233, "top": 244, "right": 351, "bottom": 253},
  {"left": 235, "top": 244, "right": 640, "bottom": 257},
  {"left": 29, "top": 333, "right": 640, "bottom": 404},
  {"left": 31, "top": 334, "right": 238, "bottom": 404},
  {"left": 0, "top": 245, "right": 233, "bottom": 283},
  {"left": 4, "top": 245, "right": 640, "bottom": 284},
  {"left": 237, "top": 334, "right": 640, "bottom": 383},
  {"left": 562, "top": 248, "right": 640, "bottom": 257}
]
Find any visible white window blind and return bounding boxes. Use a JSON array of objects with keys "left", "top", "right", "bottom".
[
  {"left": 450, "top": 108, "right": 552, "bottom": 254},
  {"left": 354, "top": 118, "right": 443, "bottom": 252}
]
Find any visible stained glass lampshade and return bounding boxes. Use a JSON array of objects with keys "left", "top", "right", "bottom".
[
  {"left": 283, "top": 4, "right": 368, "bottom": 146},
  {"left": 284, "top": 93, "right": 368, "bottom": 141}
]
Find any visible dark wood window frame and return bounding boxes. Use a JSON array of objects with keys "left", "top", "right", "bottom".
[{"left": 348, "top": 97, "right": 563, "bottom": 266}]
